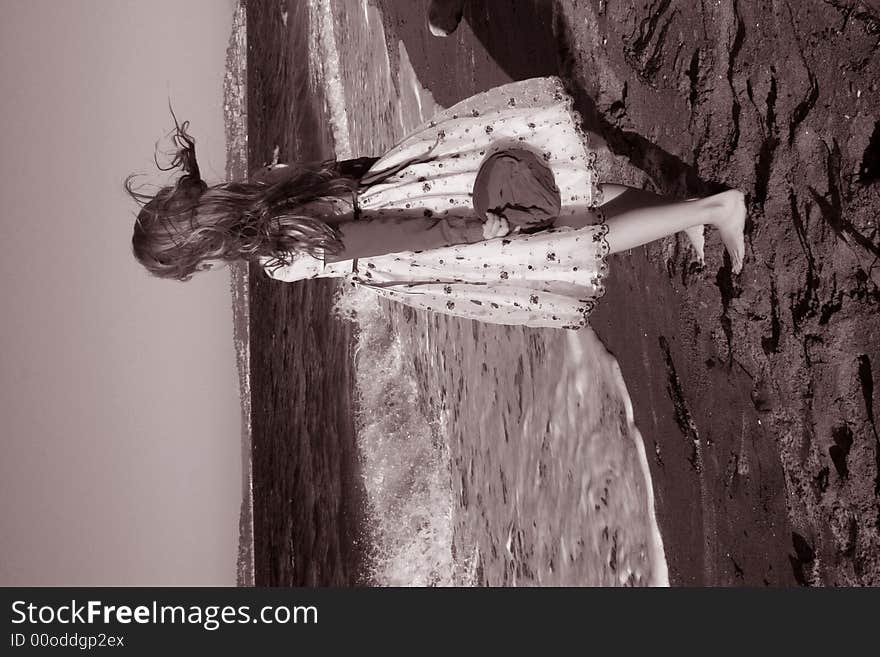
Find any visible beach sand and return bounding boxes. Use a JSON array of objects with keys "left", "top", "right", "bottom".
[{"left": 374, "top": 0, "right": 880, "bottom": 586}]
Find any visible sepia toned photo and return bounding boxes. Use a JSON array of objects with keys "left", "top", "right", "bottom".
[{"left": 3, "top": 0, "right": 879, "bottom": 595}]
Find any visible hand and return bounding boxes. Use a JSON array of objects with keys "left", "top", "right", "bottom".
[{"left": 482, "top": 211, "right": 511, "bottom": 239}]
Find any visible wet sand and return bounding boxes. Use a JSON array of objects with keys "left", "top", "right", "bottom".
[{"left": 376, "top": 0, "right": 880, "bottom": 585}]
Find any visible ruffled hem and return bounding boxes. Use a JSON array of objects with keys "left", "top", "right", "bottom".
[
  {"left": 551, "top": 76, "right": 610, "bottom": 326},
  {"left": 562, "top": 218, "right": 609, "bottom": 328},
  {"left": 547, "top": 76, "right": 604, "bottom": 210}
]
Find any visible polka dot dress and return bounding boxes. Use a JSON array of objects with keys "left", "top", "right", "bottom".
[{"left": 266, "top": 77, "right": 610, "bottom": 330}]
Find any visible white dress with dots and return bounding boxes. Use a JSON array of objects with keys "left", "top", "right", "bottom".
[{"left": 264, "top": 77, "right": 610, "bottom": 330}]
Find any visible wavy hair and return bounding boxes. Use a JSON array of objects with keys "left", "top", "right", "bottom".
[{"left": 125, "top": 110, "right": 357, "bottom": 281}]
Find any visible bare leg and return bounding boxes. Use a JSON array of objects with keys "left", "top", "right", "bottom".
[
  {"left": 598, "top": 185, "right": 747, "bottom": 273},
  {"left": 557, "top": 186, "right": 702, "bottom": 258},
  {"left": 598, "top": 184, "right": 705, "bottom": 261},
  {"left": 598, "top": 183, "right": 631, "bottom": 205}
]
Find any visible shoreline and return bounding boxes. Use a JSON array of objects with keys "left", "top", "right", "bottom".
[
  {"left": 376, "top": 0, "right": 879, "bottom": 585},
  {"left": 314, "top": 0, "right": 669, "bottom": 584},
  {"left": 562, "top": 0, "right": 880, "bottom": 585},
  {"left": 374, "top": 0, "right": 696, "bottom": 587}
]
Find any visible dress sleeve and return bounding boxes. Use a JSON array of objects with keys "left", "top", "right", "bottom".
[{"left": 325, "top": 212, "right": 485, "bottom": 262}]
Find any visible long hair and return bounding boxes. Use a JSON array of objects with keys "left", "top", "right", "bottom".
[{"left": 126, "top": 109, "right": 356, "bottom": 281}]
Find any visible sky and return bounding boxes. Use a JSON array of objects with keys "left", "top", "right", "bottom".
[{"left": 1, "top": 0, "right": 242, "bottom": 585}]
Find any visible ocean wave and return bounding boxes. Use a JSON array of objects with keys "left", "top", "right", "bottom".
[
  {"left": 311, "top": 0, "right": 459, "bottom": 586},
  {"left": 307, "top": 0, "right": 352, "bottom": 158},
  {"left": 335, "top": 288, "right": 457, "bottom": 586}
]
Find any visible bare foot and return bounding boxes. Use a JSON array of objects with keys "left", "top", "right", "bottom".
[
  {"left": 712, "top": 190, "right": 747, "bottom": 274},
  {"left": 680, "top": 199, "right": 704, "bottom": 263},
  {"left": 683, "top": 224, "right": 705, "bottom": 264}
]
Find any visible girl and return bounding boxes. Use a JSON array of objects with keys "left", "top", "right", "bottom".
[{"left": 128, "top": 77, "right": 745, "bottom": 329}]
